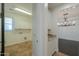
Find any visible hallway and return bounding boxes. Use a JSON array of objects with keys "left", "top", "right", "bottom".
[{"left": 0, "top": 3, "right": 79, "bottom": 56}]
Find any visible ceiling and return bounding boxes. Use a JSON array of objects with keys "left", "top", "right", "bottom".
[
  {"left": 48, "top": 3, "right": 79, "bottom": 22},
  {"left": 48, "top": 3, "right": 77, "bottom": 10},
  {"left": 0, "top": 3, "right": 79, "bottom": 19},
  {"left": 0, "top": 3, "right": 32, "bottom": 16},
  {"left": 48, "top": 3, "right": 65, "bottom": 10}
]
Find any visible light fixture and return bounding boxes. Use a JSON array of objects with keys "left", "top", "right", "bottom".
[
  {"left": 14, "top": 8, "right": 32, "bottom": 15},
  {"left": 57, "top": 13, "right": 76, "bottom": 26}
]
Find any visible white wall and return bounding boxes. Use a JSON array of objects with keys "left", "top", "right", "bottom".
[
  {"left": 48, "top": 9, "right": 58, "bottom": 55},
  {"left": 58, "top": 19, "right": 79, "bottom": 41},
  {"left": 32, "top": 3, "right": 58, "bottom": 56},
  {"left": 32, "top": 3, "right": 48, "bottom": 56},
  {"left": 52, "top": 4, "right": 79, "bottom": 41},
  {"left": 5, "top": 12, "right": 32, "bottom": 29},
  {"left": 4, "top": 12, "right": 32, "bottom": 46},
  {"left": 47, "top": 4, "right": 75, "bottom": 55}
]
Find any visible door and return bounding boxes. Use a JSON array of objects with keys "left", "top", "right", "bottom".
[
  {"left": 0, "top": 3, "right": 5, "bottom": 56},
  {"left": 0, "top": 3, "right": 1, "bottom": 55}
]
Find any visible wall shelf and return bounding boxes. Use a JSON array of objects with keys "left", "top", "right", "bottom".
[
  {"left": 48, "top": 29, "right": 56, "bottom": 41},
  {"left": 48, "top": 34, "right": 56, "bottom": 38}
]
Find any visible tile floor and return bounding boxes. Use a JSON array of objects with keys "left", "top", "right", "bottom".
[
  {"left": 5, "top": 41, "right": 66, "bottom": 56},
  {"left": 5, "top": 41, "right": 32, "bottom": 56}
]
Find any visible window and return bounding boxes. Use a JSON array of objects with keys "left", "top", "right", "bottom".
[{"left": 5, "top": 17, "right": 13, "bottom": 31}]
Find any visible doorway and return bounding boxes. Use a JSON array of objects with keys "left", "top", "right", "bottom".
[
  {"left": 55, "top": 3, "right": 79, "bottom": 56},
  {"left": 0, "top": 3, "right": 32, "bottom": 56}
]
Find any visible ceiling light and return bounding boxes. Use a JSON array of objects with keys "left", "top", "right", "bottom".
[{"left": 14, "top": 8, "right": 32, "bottom": 15}]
